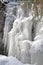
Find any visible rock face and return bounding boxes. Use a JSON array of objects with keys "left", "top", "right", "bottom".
[{"left": 0, "top": 1, "right": 5, "bottom": 54}]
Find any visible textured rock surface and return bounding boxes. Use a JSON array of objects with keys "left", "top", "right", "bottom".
[{"left": 0, "top": 1, "right": 5, "bottom": 54}]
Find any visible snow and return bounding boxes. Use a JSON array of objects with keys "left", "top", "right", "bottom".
[{"left": 0, "top": 55, "right": 30, "bottom": 65}]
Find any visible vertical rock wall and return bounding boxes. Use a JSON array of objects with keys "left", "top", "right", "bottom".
[{"left": 0, "top": 1, "right": 5, "bottom": 55}]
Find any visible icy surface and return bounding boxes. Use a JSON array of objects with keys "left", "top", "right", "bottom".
[
  {"left": 31, "top": 38, "right": 43, "bottom": 65},
  {"left": 3, "top": 2, "right": 16, "bottom": 48},
  {"left": 8, "top": 16, "right": 33, "bottom": 63},
  {"left": 6, "top": 4, "right": 34, "bottom": 63},
  {"left": 0, "top": 55, "right": 30, "bottom": 65}
]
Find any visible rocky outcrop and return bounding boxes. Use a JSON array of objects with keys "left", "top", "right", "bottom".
[{"left": 0, "top": 1, "right": 5, "bottom": 55}]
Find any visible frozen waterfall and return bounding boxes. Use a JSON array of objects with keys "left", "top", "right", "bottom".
[
  {"left": 3, "top": 2, "right": 17, "bottom": 48},
  {"left": 7, "top": 3, "right": 34, "bottom": 64},
  {"left": 3, "top": 1, "right": 43, "bottom": 65}
]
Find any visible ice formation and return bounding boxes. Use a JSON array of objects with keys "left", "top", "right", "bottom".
[
  {"left": 31, "top": 38, "right": 43, "bottom": 65},
  {"left": 7, "top": 3, "right": 34, "bottom": 64},
  {"left": 3, "top": 2, "right": 16, "bottom": 49},
  {"left": 31, "top": 17, "right": 43, "bottom": 65},
  {"left": 8, "top": 15, "right": 33, "bottom": 63},
  {"left": 3, "top": 0, "right": 43, "bottom": 65}
]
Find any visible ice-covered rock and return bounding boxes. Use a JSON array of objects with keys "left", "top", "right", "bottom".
[
  {"left": 34, "top": 34, "right": 43, "bottom": 41},
  {"left": 3, "top": 3, "right": 16, "bottom": 50},
  {"left": 35, "top": 17, "right": 43, "bottom": 36},
  {"left": 31, "top": 39, "right": 43, "bottom": 65},
  {"left": 17, "top": 40, "right": 32, "bottom": 64}
]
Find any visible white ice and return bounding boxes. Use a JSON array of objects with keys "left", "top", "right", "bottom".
[{"left": 0, "top": 55, "right": 30, "bottom": 65}]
